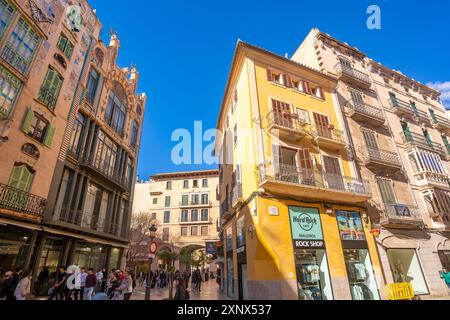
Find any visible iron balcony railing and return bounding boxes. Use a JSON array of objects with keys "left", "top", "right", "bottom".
[
  {"left": 179, "top": 200, "right": 212, "bottom": 207},
  {"left": 0, "top": 183, "right": 46, "bottom": 218},
  {"left": 349, "top": 100, "right": 385, "bottom": 122},
  {"left": 334, "top": 62, "right": 372, "bottom": 86},
  {"left": 389, "top": 98, "right": 429, "bottom": 121},
  {"left": 258, "top": 164, "right": 371, "bottom": 196},
  {"left": 58, "top": 207, "right": 128, "bottom": 238},
  {"left": 1, "top": 44, "right": 32, "bottom": 75},
  {"left": 401, "top": 132, "right": 445, "bottom": 155},
  {"left": 430, "top": 113, "right": 450, "bottom": 129},
  {"left": 361, "top": 147, "right": 402, "bottom": 167},
  {"left": 267, "top": 111, "right": 309, "bottom": 134},
  {"left": 314, "top": 125, "right": 346, "bottom": 145},
  {"left": 383, "top": 204, "right": 422, "bottom": 222},
  {"left": 80, "top": 153, "right": 129, "bottom": 190},
  {"left": 37, "top": 87, "right": 58, "bottom": 110}
]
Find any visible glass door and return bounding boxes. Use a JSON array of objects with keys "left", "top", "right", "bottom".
[{"left": 323, "top": 155, "right": 344, "bottom": 191}]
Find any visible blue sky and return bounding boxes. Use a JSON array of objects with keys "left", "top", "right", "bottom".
[{"left": 89, "top": 0, "right": 450, "bottom": 180}]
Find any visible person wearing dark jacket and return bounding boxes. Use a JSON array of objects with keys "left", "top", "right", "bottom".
[
  {"left": 173, "top": 278, "right": 187, "bottom": 300},
  {"left": 83, "top": 268, "right": 97, "bottom": 300},
  {"left": 1, "top": 271, "right": 16, "bottom": 300}
]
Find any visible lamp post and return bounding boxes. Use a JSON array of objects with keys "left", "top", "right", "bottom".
[{"left": 145, "top": 224, "right": 157, "bottom": 301}]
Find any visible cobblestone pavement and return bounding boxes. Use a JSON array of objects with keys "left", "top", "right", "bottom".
[{"left": 131, "top": 279, "right": 229, "bottom": 301}]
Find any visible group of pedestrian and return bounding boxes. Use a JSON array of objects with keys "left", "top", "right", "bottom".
[{"left": 0, "top": 268, "right": 32, "bottom": 300}]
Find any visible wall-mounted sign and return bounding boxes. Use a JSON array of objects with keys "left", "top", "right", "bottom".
[
  {"left": 205, "top": 241, "right": 217, "bottom": 256},
  {"left": 269, "top": 206, "right": 279, "bottom": 216},
  {"left": 289, "top": 207, "right": 325, "bottom": 249}
]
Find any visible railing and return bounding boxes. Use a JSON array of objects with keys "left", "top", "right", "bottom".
[
  {"left": 383, "top": 204, "right": 422, "bottom": 221},
  {"left": 258, "top": 164, "right": 371, "bottom": 196},
  {"left": 401, "top": 132, "right": 445, "bottom": 154},
  {"left": 80, "top": 153, "right": 128, "bottom": 190},
  {"left": 314, "top": 125, "right": 346, "bottom": 145},
  {"left": 414, "top": 171, "right": 450, "bottom": 187},
  {"left": 349, "top": 100, "right": 385, "bottom": 122},
  {"left": 361, "top": 147, "right": 401, "bottom": 166},
  {"left": 334, "top": 62, "right": 371, "bottom": 85},
  {"left": 1, "top": 44, "right": 31, "bottom": 75},
  {"left": 430, "top": 113, "right": 450, "bottom": 129},
  {"left": 220, "top": 200, "right": 230, "bottom": 218},
  {"left": 232, "top": 183, "right": 243, "bottom": 205},
  {"left": 180, "top": 200, "right": 212, "bottom": 207},
  {"left": 37, "top": 87, "right": 58, "bottom": 110},
  {"left": 267, "top": 111, "right": 309, "bottom": 134},
  {"left": 58, "top": 207, "right": 126, "bottom": 238},
  {"left": 0, "top": 183, "right": 46, "bottom": 218},
  {"left": 388, "top": 97, "right": 415, "bottom": 114}
]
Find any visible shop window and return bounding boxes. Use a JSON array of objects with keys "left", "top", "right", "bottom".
[
  {"left": 344, "top": 249, "right": 380, "bottom": 300},
  {"left": 387, "top": 249, "right": 429, "bottom": 295},
  {"left": 38, "top": 68, "right": 63, "bottom": 110},
  {"left": 0, "top": 65, "right": 21, "bottom": 119}
]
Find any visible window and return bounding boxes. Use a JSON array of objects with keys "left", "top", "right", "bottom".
[
  {"left": 312, "top": 86, "right": 324, "bottom": 99},
  {"left": 202, "top": 179, "right": 208, "bottom": 187},
  {"left": 21, "top": 109, "right": 56, "bottom": 147},
  {"left": 0, "top": 0, "right": 15, "bottom": 39},
  {"left": 442, "top": 135, "right": 450, "bottom": 154},
  {"left": 164, "top": 196, "right": 171, "bottom": 207},
  {"left": 1, "top": 18, "right": 41, "bottom": 74},
  {"left": 151, "top": 212, "right": 157, "bottom": 220},
  {"left": 201, "top": 209, "right": 209, "bottom": 221},
  {"left": 38, "top": 68, "right": 63, "bottom": 110},
  {"left": 166, "top": 181, "right": 172, "bottom": 190},
  {"left": 8, "top": 164, "right": 34, "bottom": 192},
  {"left": 193, "top": 180, "right": 198, "bottom": 188},
  {"left": 0, "top": 65, "right": 21, "bottom": 119},
  {"left": 130, "top": 120, "right": 138, "bottom": 147},
  {"left": 152, "top": 198, "right": 158, "bottom": 205},
  {"left": 56, "top": 34, "right": 74, "bottom": 59},
  {"left": 183, "top": 180, "right": 189, "bottom": 189},
  {"left": 191, "top": 194, "right": 199, "bottom": 205},
  {"left": 201, "top": 194, "right": 209, "bottom": 205},
  {"left": 267, "top": 69, "right": 291, "bottom": 87},
  {"left": 21, "top": 143, "right": 39, "bottom": 159},
  {"left": 191, "top": 226, "right": 198, "bottom": 236},
  {"left": 85, "top": 68, "right": 99, "bottom": 105},
  {"left": 163, "top": 211, "right": 170, "bottom": 224},
  {"left": 377, "top": 178, "right": 396, "bottom": 204},
  {"left": 181, "top": 210, "right": 189, "bottom": 222},
  {"left": 93, "top": 131, "right": 118, "bottom": 179},
  {"left": 181, "top": 227, "right": 188, "bottom": 237},
  {"left": 201, "top": 226, "right": 209, "bottom": 236},
  {"left": 162, "top": 228, "right": 169, "bottom": 241},
  {"left": 350, "top": 90, "right": 364, "bottom": 107},
  {"left": 181, "top": 195, "right": 189, "bottom": 206},
  {"left": 191, "top": 210, "right": 199, "bottom": 222},
  {"left": 69, "top": 112, "right": 86, "bottom": 155},
  {"left": 105, "top": 90, "right": 126, "bottom": 136}
]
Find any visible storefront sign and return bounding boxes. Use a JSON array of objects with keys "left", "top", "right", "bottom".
[
  {"left": 205, "top": 241, "right": 218, "bottom": 256},
  {"left": 289, "top": 207, "right": 325, "bottom": 249}
]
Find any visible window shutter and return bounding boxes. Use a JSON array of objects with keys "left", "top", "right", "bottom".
[
  {"left": 21, "top": 107, "right": 34, "bottom": 133},
  {"left": 283, "top": 74, "right": 292, "bottom": 88},
  {"left": 266, "top": 68, "right": 272, "bottom": 81},
  {"left": 272, "top": 144, "right": 280, "bottom": 169},
  {"left": 319, "top": 87, "right": 325, "bottom": 99},
  {"left": 8, "top": 166, "right": 23, "bottom": 189},
  {"left": 303, "top": 81, "right": 311, "bottom": 94},
  {"left": 44, "top": 126, "right": 56, "bottom": 148}
]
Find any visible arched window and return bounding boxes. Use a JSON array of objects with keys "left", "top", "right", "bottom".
[
  {"left": 104, "top": 81, "right": 127, "bottom": 136},
  {"left": 21, "top": 143, "right": 40, "bottom": 159},
  {"left": 94, "top": 48, "right": 104, "bottom": 67}
]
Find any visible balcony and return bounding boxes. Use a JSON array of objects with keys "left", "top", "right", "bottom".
[
  {"left": 401, "top": 132, "right": 446, "bottom": 158},
  {"left": 388, "top": 98, "right": 416, "bottom": 118},
  {"left": 267, "top": 111, "right": 310, "bottom": 142},
  {"left": 179, "top": 200, "right": 212, "bottom": 208},
  {"left": 58, "top": 207, "right": 128, "bottom": 239},
  {"left": 0, "top": 183, "right": 46, "bottom": 220},
  {"left": 79, "top": 154, "right": 128, "bottom": 191},
  {"left": 380, "top": 204, "right": 423, "bottom": 229},
  {"left": 430, "top": 113, "right": 450, "bottom": 133},
  {"left": 258, "top": 164, "right": 371, "bottom": 204},
  {"left": 348, "top": 100, "right": 385, "bottom": 126},
  {"left": 313, "top": 125, "right": 347, "bottom": 150},
  {"left": 360, "top": 147, "right": 402, "bottom": 170},
  {"left": 220, "top": 199, "right": 231, "bottom": 220},
  {"left": 334, "top": 62, "right": 372, "bottom": 88},
  {"left": 414, "top": 171, "right": 450, "bottom": 190},
  {"left": 231, "top": 183, "right": 244, "bottom": 208}
]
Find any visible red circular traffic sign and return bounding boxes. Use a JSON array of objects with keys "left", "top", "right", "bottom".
[{"left": 149, "top": 242, "right": 158, "bottom": 254}]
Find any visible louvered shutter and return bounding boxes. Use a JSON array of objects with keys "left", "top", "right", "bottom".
[
  {"left": 21, "top": 107, "right": 34, "bottom": 133},
  {"left": 266, "top": 68, "right": 272, "bottom": 81},
  {"left": 44, "top": 126, "right": 56, "bottom": 148}
]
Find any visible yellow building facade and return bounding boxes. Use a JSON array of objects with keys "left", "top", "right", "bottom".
[{"left": 216, "top": 41, "right": 386, "bottom": 300}]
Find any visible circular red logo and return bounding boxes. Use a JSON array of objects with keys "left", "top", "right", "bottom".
[{"left": 149, "top": 242, "right": 158, "bottom": 254}]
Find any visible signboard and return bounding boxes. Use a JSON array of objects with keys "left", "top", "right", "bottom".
[
  {"left": 289, "top": 207, "right": 325, "bottom": 249},
  {"left": 205, "top": 241, "right": 218, "bottom": 256},
  {"left": 149, "top": 242, "right": 158, "bottom": 254}
]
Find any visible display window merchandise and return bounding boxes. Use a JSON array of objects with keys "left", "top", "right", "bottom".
[
  {"left": 295, "top": 250, "right": 333, "bottom": 300},
  {"left": 344, "top": 249, "right": 380, "bottom": 300},
  {"left": 387, "top": 249, "right": 429, "bottom": 295},
  {"left": 336, "top": 210, "right": 366, "bottom": 241}
]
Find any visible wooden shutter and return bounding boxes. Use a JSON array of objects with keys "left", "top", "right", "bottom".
[
  {"left": 323, "top": 156, "right": 342, "bottom": 175},
  {"left": 8, "top": 165, "right": 34, "bottom": 192},
  {"left": 318, "top": 87, "right": 325, "bottom": 99},
  {"left": 362, "top": 129, "right": 379, "bottom": 150},
  {"left": 44, "top": 126, "right": 56, "bottom": 148},
  {"left": 302, "top": 81, "right": 311, "bottom": 94},
  {"left": 266, "top": 68, "right": 272, "bottom": 81},
  {"left": 377, "top": 178, "right": 396, "bottom": 204},
  {"left": 21, "top": 107, "right": 34, "bottom": 133},
  {"left": 283, "top": 74, "right": 292, "bottom": 88},
  {"left": 298, "top": 149, "right": 312, "bottom": 169}
]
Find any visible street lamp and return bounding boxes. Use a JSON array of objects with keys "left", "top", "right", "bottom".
[{"left": 145, "top": 224, "right": 157, "bottom": 301}]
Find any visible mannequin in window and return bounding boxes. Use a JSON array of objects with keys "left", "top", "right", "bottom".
[
  {"left": 393, "top": 259, "right": 406, "bottom": 283},
  {"left": 348, "top": 216, "right": 360, "bottom": 240}
]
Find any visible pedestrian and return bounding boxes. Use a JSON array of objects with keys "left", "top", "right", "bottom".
[
  {"left": 0, "top": 271, "right": 15, "bottom": 300},
  {"left": 101, "top": 268, "right": 108, "bottom": 292},
  {"left": 173, "top": 277, "right": 187, "bottom": 300},
  {"left": 216, "top": 268, "right": 221, "bottom": 287},
  {"left": 48, "top": 266, "right": 67, "bottom": 300},
  {"left": 151, "top": 270, "right": 157, "bottom": 289},
  {"left": 84, "top": 268, "right": 97, "bottom": 300},
  {"left": 440, "top": 268, "right": 450, "bottom": 289},
  {"left": 36, "top": 266, "right": 49, "bottom": 296},
  {"left": 95, "top": 269, "right": 103, "bottom": 293},
  {"left": 119, "top": 270, "right": 133, "bottom": 300},
  {"left": 14, "top": 270, "right": 32, "bottom": 301},
  {"left": 107, "top": 271, "right": 121, "bottom": 299}
]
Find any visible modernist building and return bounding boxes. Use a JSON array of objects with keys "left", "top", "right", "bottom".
[
  {"left": 0, "top": 0, "right": 146, "bottom": 294},
  {"left": 215, "top": 41, "right": 386, "bottom": 300},
  {"left": 293, "top": 28, "right": 450, "bottom": 298},
  {"left": 132, "top": 170, "right": 220, "bottom": 271}
]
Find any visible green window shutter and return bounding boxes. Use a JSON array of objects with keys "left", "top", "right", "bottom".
[
  {"left": 65, "top": 43, "right": 74, "bottom": 59},
  {"left": 8, "top": 165, "right": 33, "bottom": 192},
  {"left": 44, "top": 126, "right": 56, "bottom": 148},
  {"left": 21, "top": 107, "right": 34, "bottom": 133},
  {"left": 57, "top": 36, "right": 67, "bottom": 52}
]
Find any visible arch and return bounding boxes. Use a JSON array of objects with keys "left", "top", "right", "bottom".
[
  {"left": 94, "top": 47, "right": 104, "bottom": 67},
  {"left": 21, "top": 143, "right": 40, "bottom": 159},
  {"left": 381, "top": 234, "right": 420, "bottom": 250},
  {"left": 437, "top": 238, "right": 450, "bottom": 252},
  {"left": 111, "top": 80, "right": 128, "bottom": 108}
]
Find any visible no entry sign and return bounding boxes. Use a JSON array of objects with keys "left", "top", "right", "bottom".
[{"left": 149, "top": 242, "right": 158, "bottom": 254}]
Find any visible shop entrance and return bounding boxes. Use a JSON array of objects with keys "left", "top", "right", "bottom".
[
  {"left": 0, "top": 225, "right": 33, "bottom": 276},
  {"left": 237, "top": 263, "right": 248, "bottom": 300}
]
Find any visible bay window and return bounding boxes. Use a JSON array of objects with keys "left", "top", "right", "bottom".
[{"left": 93, "top": 131, "right": 118, "bottom": 179}]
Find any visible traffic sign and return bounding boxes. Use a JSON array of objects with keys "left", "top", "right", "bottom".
[{"left": 149, "top": 241, "right": 158, "bottom": 254}]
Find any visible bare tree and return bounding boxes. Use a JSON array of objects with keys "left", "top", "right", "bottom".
[{"left": 127, "top": 212, "right": 158, "bottom": 268}]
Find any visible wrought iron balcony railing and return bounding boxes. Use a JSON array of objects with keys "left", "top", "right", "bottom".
[
  {"left": 37, "top": 87, "right": 58, "bottom": 110},
  {"left": 0, "top": 183, "right": 46, "bottom": 218},
  {"left": 430, "top": 113, "right": 450, "bottom": 130},
  {"left": 267, "top": 111, "right": 309, "bottom": 135},
  {"left": 401, "top": 132, "right": 445, "bottom": 155},
  {"left": 80, "top": 153, "right": 129, "bottom": 190},
  {"left": 179, "top": 200, "right": 212, "bottom": 207},
  {"left": 314, "top": 125, "right": 346, "bottom": 145},
  {"left": 414, "top": 171, "right": 450, "bottom": 188},
  {"left": 334, "top": 62, "right": 372, "bottom": 86},
  {"left": 382, "top": 204, "right": 423, "bottom": 223},
  {"left": 361, "top": 147, "right": 402, "bottom": 167},
  {"left": 349, "top": 100, "right": 385, "bottom": 123},
  {"left": 1, "top": 44, "right": 32, "bottom": 75},
  {"left": 258, "top": 164, "right": 371, "bottom": 196}
]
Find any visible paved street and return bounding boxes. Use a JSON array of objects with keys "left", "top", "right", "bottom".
[{"left": 131, "top": 279, "right": 229, "bottom": 301}]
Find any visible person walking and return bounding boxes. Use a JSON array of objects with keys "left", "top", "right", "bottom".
[
  {"left": 119, "top": 271, "right": 133, "bottom": 300},
  {"left": 74, "top": 267, "right": 87, "bottom": 301},
  {"left": 14, "top": 270, "right": 32, "bottom": 301},
  {"left": 83, "top": 268, "right": 97, "bottom": 300},
  {"left": 101, "top": 268, "right": 108, "bottom": 292},
  {"left": 36, "top": 266, "right": 49, "bottom": 296},
  {"left": 0, "top": 271, "right": 15, "bottom": 300},
  {"left": 95, "top": 269, "right": 103, "bottom": 293},
  {"left": 173, "top": 277, "right": 187, "bottom": 300},
  {"left": 48, "top": 266, "right": 67, "bottom": 300}
]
